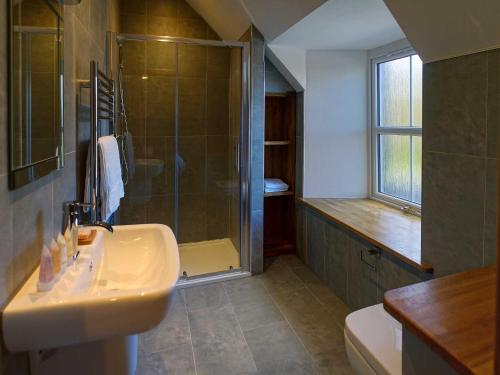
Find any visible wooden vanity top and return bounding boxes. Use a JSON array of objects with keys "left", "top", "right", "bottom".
[
  {"left": 299, "top": 198, "right": 432, "bottom": 273},
  {"left": 384, "top": 267, "right": 496, "bottom": 375}
]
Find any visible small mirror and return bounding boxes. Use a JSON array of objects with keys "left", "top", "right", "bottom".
[{"left": 9, "top": 0, "right": 64, "bottom": 189}]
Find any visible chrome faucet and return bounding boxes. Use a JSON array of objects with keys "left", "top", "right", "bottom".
[{"left": 64, "top": 201, "right": 113, "bottom": 257}]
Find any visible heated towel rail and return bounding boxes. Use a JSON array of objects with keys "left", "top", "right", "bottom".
[{"left": 80, "top": 61, "right": 116, "bottom": 222}]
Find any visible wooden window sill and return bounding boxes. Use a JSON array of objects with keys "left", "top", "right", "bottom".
[{"left": 298, "top": 198, "right": 433, "bottom": 273}]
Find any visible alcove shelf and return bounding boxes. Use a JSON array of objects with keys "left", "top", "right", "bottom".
[{"left": 264, "top": 92, "right": 296, "bottom": 257}]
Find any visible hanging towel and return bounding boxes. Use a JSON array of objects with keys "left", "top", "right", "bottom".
[
  {"left": 98, "top": 136, "right": 125, "bottom": 221},
  {"left": 85, "top": 137, "right": 125, "bottom": 221},
  {"left": 264, "top": 178, "right": 289, "bottom": 193}
]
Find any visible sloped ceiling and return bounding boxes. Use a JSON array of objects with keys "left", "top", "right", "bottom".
[
  {"left": 186, "top": 0, "right": 327, "bottom": 41},
  {"left": 383, "top": 0, "right": 500, "bottom": 62}
]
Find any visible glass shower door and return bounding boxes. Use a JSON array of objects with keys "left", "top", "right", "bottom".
[
  {"left": 117, "top": 39, "right": 177, "bottom": 229},
  {"left": 176, "top": 44, "right": 242, "bottom": 277}
]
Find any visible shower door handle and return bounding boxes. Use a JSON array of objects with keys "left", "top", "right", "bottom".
[{"left": 234, "top": 143, "right": 240, "bottom": 174}]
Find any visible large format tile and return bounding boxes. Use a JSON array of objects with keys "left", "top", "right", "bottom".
[
  {"left": 184, "top": 283, "right": 229, "bottom": 312},
  {"left": 0, "top": 174, "right": 14, "bottom": 307},
  {"left": 137, "top": 343, "right": 196, "bottom": 375},
  {"left": 244, "top": 321, "right": 316, "bottom": 375},
  {"left": 487, "top": 49, "right": 500, "bottom": 158},
  {"left": 483, "top": 158, "right": 498, "bottom": 266},
  {"left": 306, "top": 212, "right": 327, "bottom": 279},
  {"left": 140, "top": 291, "right": 190, "bottom": 353},
  {"left": 189, "top": 304, "right": 257, "bottom": 375},
  {"left": 423, "top": 53, "right": 488, "bottom": 157},
  {"left": 291, "top": 265, "right": 350, "bottom": 329},
  {"left": 324, "top": 223, "right": 349, "bottom": 302},
  {"left": 272, "top": 287, "right": 347, "bottom": 373},
  {"left": 258, "top": 258, "right": 303, "bottom": 295},
  {"left": 422, "top": 151, "right": 485, "bottom": 276}
]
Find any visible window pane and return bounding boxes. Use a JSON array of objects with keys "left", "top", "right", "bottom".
[
  {"left": 378, "top": 57, "right": 410, "bottom": 127},
  {"left": 379, "top": 134, "right": 411, "bottom": 201},
  {"left": 411, "top": 136, "right": 422, "bottom": 204},
  {"left": 411, "top": 55, "right": 423, "bottom": 127}
]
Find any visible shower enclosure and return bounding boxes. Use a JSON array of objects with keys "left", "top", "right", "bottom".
[{"left": 107, "top": 32, "right": 250, "bottom": 282}]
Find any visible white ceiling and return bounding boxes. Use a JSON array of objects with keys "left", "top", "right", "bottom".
[
  {"left": 186, "top": 0, "right": 327, "bottom": 41},
  {"left": 271, "top": 0, "right": 405, "bottom": 50}
]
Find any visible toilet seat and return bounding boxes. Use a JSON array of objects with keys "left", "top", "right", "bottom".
[{"left": 344, "top": 304, "right": 402, "bottom": 375}]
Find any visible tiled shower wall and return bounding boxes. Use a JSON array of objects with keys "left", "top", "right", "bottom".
[
  {"left": 422, "top": 49, "right": 500, "bottom": 277},
  {"left": 0, "top": 0, "right": 120, "bottom": 373},
  {"left": 116, "top": 0, "right": 238, "bottom": 244}
]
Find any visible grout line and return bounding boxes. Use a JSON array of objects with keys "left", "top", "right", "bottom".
[
  {"left": 256, "top": 268, "right": 318, "bottom": 369},
  {"left": 182, "top": 289, "right": 199, "bottom": 375},
  {"left": 222, "top": 283, "right": 259, "bottom": 373}
]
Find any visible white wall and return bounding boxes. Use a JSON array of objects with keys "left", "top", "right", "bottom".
[
  {"left": 267, "top": 44, "right": 306, "bottom": 90},
  {"left": 303, "top": 50, "right": 368, "bottom": 198}
]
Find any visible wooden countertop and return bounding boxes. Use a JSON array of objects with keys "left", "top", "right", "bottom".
[
  {"left": 299, "top": 198, "right": 432, "bottom": 273},
  {"left": 384, "top": 267, "right": 496, "bottom": 375}
]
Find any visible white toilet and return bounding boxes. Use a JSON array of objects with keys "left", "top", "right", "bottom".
[{"left": 344, "top": 304, "right": 402, "bottom": 375}]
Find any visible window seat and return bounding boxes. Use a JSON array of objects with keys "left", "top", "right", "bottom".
[{"left": 298, "top": 198, "right": 433, "bottom": 273}]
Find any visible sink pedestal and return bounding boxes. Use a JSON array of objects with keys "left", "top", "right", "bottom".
[{"left": 29, "top": 335, "right": 138, "bottom": 375}]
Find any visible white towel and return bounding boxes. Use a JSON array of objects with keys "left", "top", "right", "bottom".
[
  {"left": 84, "top": 137, "right": 125, "bottom": 221},
  {"left": 98, "top": 136, "right": 125, "bottom": 221},
  {"left": 264, "top": 178, "right": 289, "bottom": 193}
]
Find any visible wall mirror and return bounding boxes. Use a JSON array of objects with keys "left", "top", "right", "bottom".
[{"left": 9, "top": 0, "right": 64, "bottom": 189}]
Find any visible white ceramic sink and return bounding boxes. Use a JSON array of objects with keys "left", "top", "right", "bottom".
[{"left": 3, "top": 224, "right": 179, "bottom": 352}]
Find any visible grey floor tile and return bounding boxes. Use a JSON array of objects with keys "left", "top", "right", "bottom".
[
  {"left": 271, "top": 288, "right": 346, "bottom": 366},
  {"left": 140, "top": 291, "right": 191, "bottom": 353},
  {"left": 291, "top": 266, "right": 351, "bottom": 328},
  {"left": 184, "top": 283, "right": 229, "bottom": 312},
  {"left": 275, "top": 254, "right": 306, "bottom": 269},
  {"left": 244, "top": 321, "right": 316, "bottom": 375},
  {"left": 223, "top": 276, "right": 271, "bottom": 306},
  {"left": 258, "top": 261, "right": 304, "bottom": 295},
  {"left": 234, "top": 300, "right": 284, "bottom": 332},
  {"left": 189, "top": 304, "right": 257, "bottom": 375},
  {"left": 136, "top": 343, "right": 196, "bottom": 375}
]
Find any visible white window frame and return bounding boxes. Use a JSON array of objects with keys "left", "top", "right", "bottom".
[{"left": 369, "top": 48, "right": 422, "bottom": 213}]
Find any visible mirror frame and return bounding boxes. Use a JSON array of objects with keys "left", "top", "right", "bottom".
[{"left": 8, "top": 0, "right": 64, "bottom": 189}]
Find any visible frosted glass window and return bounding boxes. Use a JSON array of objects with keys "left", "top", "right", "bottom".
[
  {"left": 379, "top": 135, "right": 411, "bottom": 201},
  {"left": 373, "top": 52, "right": 422, "bottom": 206},
  {"left": 379, "top": 57, "right": 410, "bottom": 127}
]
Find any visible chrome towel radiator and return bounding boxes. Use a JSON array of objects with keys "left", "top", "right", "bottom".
[{"left": 81, "top": 61, "right": 116, "bottom": 222}]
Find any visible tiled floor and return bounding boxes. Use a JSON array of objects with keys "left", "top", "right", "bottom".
[{"left": 137, "top": 255, "right": 354, "bottom": 375}]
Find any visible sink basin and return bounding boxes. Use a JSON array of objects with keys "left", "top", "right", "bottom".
[{"left": 3, "top": 224, "right": 180, "bottom": 352}]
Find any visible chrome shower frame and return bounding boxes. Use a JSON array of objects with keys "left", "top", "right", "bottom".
[{"left": 106, "top": 31, "right": 252, "bottom": 282}]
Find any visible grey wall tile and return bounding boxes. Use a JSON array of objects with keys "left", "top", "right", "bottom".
[
  {"left": 483, "top": 158, "right": 498, "bottom": 266},
  {"left": 265, "top": 57, "right": 294, "bottom": 94},
  {"left": 0, "top": 0, "right": 8, "bottom": 176},
  {"left": 346, "top": 239, "right": 378, "bottom": 311},
  {"left": 295, "top": 206, "right": 307, "bottom": 262},
  {"left": 377, "top": 252, "right": 427, "bottom": 303},
  {"left": 423, "top": 53, "right": 488, "bottom": 156},
  {"left": 250, "top": 209, "right": 264, "bottom": 274},
  {"left": 52, "top": 152, "right": 77, "bottom": 235},
  {"left": 422, "top": 151, "right": 485, "bottom": 276},
  {"left": 306, "top": 212, "right": 326, "bottom": 279},
  {"left": 324, "top": 223, "right": 349, "bottom": 303},
  {"left": 487, "top": 50, "right": 500, "bottom": 158}
]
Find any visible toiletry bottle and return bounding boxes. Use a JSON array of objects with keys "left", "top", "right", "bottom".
[
  {"left": 50, "top": 239, "right": 62, "bottom": 281},
  {"left": 38, "top": 245, "right": 55, "bottom": 292},
  {"left": 57, "top": 233, "right": 67, "bottom": 271}
]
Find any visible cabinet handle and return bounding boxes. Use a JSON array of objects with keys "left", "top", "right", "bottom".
[{"left": 360, "top": 248, "right": 380, "bottom": 270}]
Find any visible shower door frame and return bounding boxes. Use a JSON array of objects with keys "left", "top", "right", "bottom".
[{"left": 107, "top": 32, "right": 252, "bottom": 281}]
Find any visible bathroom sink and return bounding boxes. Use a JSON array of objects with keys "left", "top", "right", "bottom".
[{"left": 3, "top": 224, "right": 179, "bottom": 352}]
